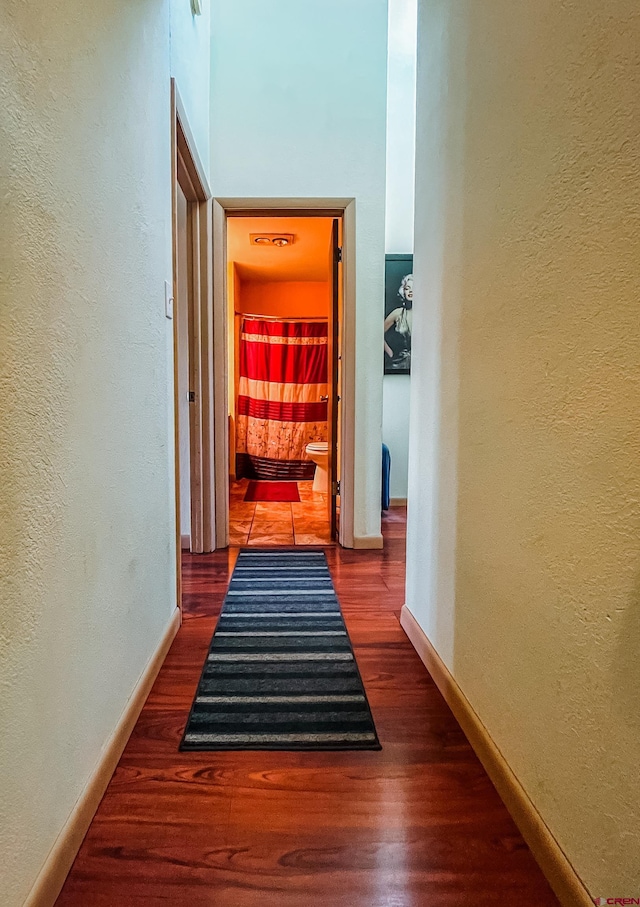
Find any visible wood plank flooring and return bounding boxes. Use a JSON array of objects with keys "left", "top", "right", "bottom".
[{"left": 55, "top": 507, "right": 559, "bottom": 906}]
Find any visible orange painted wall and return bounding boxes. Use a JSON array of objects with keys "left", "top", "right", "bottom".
[{"left": 237, "top": 280, "right": 330, "bottom": 318}]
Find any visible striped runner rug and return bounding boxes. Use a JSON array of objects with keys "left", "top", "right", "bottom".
[{"left": 180, "top": 549, "right": 380, "bottom": 751}]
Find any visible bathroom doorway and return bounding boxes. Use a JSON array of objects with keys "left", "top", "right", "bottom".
[{"left": 225, "top": 213, "right": 342, "bottom": 546}]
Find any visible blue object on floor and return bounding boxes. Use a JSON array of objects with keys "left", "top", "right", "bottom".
[{"left": 382, "top": 443, "right": 391, "bottom": 511}]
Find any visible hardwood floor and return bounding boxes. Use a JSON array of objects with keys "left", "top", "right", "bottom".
[{"left": 55, "top": 507, "right": 559, "bottom": 906}]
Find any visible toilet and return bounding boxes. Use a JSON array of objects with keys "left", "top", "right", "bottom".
[{"left": 305, "top": 441, "right": 329, "bottom": 493}]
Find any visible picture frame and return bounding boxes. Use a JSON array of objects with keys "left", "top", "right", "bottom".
[{"left": 384, "top": 254, "right": 413, "bottom": 375}]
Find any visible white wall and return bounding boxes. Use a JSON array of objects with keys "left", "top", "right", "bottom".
[
  {"left": 210, "top": 0, "right": 388, "bottom": 544},
  {"left": 407, "top": 0, "right": 640, "bottom": 897},
  {"left": 385, "top": 0, "right": 417, "bottom": 254},
  {"left": 0, "top": 2, "right": 209, "bottom": 904},
  {"left": 170, "top": 0, "right": 211, "bottom": 182},
  {"left": 382, "top": 0, "right": 417, "bottom": 499}
]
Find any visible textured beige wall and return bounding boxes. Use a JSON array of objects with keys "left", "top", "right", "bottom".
[
  {"left": 170, "top": 0, "right": 211, "bottom": 181},
  {"left": 407, "top": 0, "right": 640, "bottom": 895},
  {"left": 0, "top": 2, "right": 209, "bottom": 903}
]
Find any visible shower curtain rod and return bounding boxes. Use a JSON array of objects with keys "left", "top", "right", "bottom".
[{"left": 237, "top": 312, "right": 328, "bottom": 321}]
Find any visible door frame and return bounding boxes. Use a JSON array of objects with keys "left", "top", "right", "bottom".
[
  {"left": 171, "top": 78, "right": 215, "bottom": 598},
  {"left": 329, "top": 217, "right": 341, "bottom": 540},
  {"left": 212, "top": 197, "right": 356, "bottom": 548}
]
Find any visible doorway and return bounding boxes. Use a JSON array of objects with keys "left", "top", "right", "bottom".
[
  {"left": 225, "top": 214, "right": 342, "bottom": 546},
  {"left": 171, "top": 80, "right": 215, "bottom": 585}
]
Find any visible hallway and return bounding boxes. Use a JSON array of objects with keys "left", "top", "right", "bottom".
[{"left": 55, "top": 509, "right": 558, "bottom": 907}]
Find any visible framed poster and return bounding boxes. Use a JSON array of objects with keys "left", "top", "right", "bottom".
[{"left": 383, "top": 254, "right": 413, "bottom": 375}]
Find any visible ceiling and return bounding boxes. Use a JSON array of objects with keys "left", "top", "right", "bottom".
[{"left": 227, "top": 216, "right": 334, "bottom": 283}]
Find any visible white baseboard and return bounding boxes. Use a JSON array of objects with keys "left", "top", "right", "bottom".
[
  {"left": 399, "top": 605, "right": 593, "bottom": 907},
  {"left": 180, "top": 533, "right": 191, "bottom": 550},
  {"left": 352, "top": 534, "right": 384, "bottom": 549},
  {"left": 24, "top": 607, "right": 181, "bottom": 907}
]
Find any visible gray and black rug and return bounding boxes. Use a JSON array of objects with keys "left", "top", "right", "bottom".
[{"left": 180, "top": 548, "right": 380, "bottom": 751}]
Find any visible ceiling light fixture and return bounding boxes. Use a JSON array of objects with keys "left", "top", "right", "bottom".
[{"left": 250, "top": 233, "right": 295, "bottom": 247}]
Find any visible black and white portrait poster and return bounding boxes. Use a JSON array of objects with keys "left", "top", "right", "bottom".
[{"left": 383, "top": 254, "right": 413, "bottom": 375}]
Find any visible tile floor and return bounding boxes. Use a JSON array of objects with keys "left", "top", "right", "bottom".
[{"left": 229, "top": 478, "right": 333, "bottom": 546}]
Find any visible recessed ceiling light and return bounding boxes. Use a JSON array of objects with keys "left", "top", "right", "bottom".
[{"left": 250, "top": 233, "right": 295, "bottom": 246}]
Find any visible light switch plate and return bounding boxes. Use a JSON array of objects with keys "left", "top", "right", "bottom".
[{"left": 165, "top": 280, "right": 174, "bottom": 320}]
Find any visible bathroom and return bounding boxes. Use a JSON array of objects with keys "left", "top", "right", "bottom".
[{"left": 226, "top": 215, "right": 341, "bottom": 546}]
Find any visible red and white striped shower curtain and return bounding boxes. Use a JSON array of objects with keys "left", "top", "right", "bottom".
[{"left": 235, "top": 318, "right": 328, "bottom": 480}]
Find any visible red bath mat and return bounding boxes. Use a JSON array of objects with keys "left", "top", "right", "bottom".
[{"left": 244, "top": 481, "right": 301, "bottom": 503}]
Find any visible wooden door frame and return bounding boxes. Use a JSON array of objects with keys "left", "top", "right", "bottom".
[
  {"left": 171, "top": 78, "right": 215, "bottom": 607},
  {"left": 329, "top": 217, "right": 341, "bottom": 540},
  {"left": 212, "top": 198, "right": 356, "bottom": 549}
]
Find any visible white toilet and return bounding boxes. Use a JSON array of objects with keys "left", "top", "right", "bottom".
[{"left": 305, "top": 441, "right": 329, "bottom": 493}]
